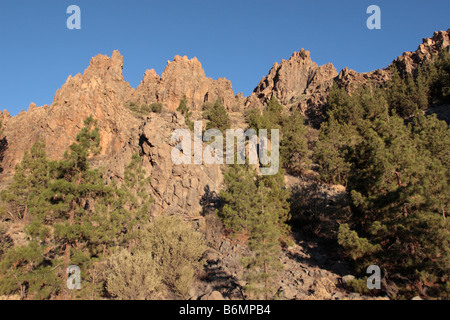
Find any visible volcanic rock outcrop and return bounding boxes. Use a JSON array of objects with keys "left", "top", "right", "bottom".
[
  {"left": 246, "top": 49, "right": 338, "bottom": 126},
  {"left": 129, "top": 55, "right": 237, "bottom": 111},
  {"left": 0, "top": 50, "right": 137, "bottom": 177},
  {"left": 393, "top": 29, "right": 450, "bottom": 76}
]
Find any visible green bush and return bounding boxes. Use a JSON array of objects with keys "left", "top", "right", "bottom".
[
  {"left": 346, "top": 278, "right": 371, "bottom": 294},
  {"left": 203, "top": 98, "right": 230, "bottom": 132},
  {"left": 177, "top": 96, "right": 194, "bottom": 131},
  {"left": 246, "top": 97, "right": 309, "bottom": 175},
  {"left": 126, "top": 102, "right": 163, "bottom": 117},
  {"left": 140, "top": 215, "right": 206, "bottom": 298},
  {"left": 149, "top": 103, "right": 163, "bottom": 113},
  {"left": 105, "top": 249, "right": 164, "bottom": 300}
]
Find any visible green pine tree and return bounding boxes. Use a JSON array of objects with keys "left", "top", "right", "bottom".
[
  {"left": 220, "top": 162, "right": 290, "bottom": 299},
  {"left": 242, "top": 178, "right": 284, "bottom": 300},
  {"left": 203, "top": 98, "right": 230, "bottom": 132},
  {"left": 1, "top": 140, "right": 50, "bottom": 221},
  {"left": 219, "top": 163, "right": 259, "bottom": 236}
]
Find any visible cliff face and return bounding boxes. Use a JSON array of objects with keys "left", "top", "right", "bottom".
[{"left": 129, "top": 55, "right": 237, "bottom": 111}]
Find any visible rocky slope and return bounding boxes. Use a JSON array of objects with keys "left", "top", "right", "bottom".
[
  {"left": 0, "top": 51, "right": 223, "bottom": 219},
  {"left": 0, "top": 29, "right": 449, "bottom": 300},
  {"left": 393, "top": 29, "right": 450, "bottom": 76}
]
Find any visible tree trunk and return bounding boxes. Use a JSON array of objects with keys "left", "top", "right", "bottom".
[
  {"left": 64, "top": 200, "right": 76, "bottom": 274},
  {"left": 264, "top": 260, "right": 269, "bottom": 300},
  {"left": 23, "top": 193, "right": 30, "bottom": 220}
]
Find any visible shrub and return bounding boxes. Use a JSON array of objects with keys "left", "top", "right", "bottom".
[
  {"left": 105, "top": 249, "right": 164, "bottom": 300},
  {"left": 177, "top": 96, "right": 194, "bottom": 131},
  {"left": 140, "top": 215, "right": 206, "bottom": 298},
  {"left": 126, "top": 102, "right": 141, "bottom": 116},
  {"left": 202, "top": 102, "right": 214, "bottom": 111},
  {"left": 140, "top": 104, "right": 152, "bottom": 114},
  {"left": 126, "top": 102, "right": 163, "bottom": 117},
  {"left": 231, "top": 104, "right": 241, "bottom": 112},
  {"left": 150, "top": 103, "right": 163, "bottom": 113},
  {"left": 346, "top": 278, "right": 371, "bottom": 294},
  {"left": 300, "top": 49, "right": 308, "bottom": 59}
]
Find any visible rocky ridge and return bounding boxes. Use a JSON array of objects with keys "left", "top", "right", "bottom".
[
  {"left": 246, "top": 30, "right": 449, "bottom": 126},
  {"left": 129, "top": 55, "right": 237, "bottom": 112},
  {"left": 336, "top": 29, "right": 450, "bottom": 92},
  {"left": 246, "top": 49, "right": 338, "bottom": 126}
]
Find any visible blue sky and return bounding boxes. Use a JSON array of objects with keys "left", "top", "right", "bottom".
[{"left": 0, "top": 0, "right": 449, "bottom": 116}]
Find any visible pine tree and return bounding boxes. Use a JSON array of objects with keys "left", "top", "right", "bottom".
[
  {"left": 247, "top": 96, "right": 283, "bottom": 137},
  {"left": 325, "top": 84, "right": 363, "bottom": 124},
  {"left": 259, "top": 168, "right": 291, "bottom": 240},
  {"left": 242, "top": 178, "right": 284, "bottom": 300},
  {"left": 203, "top": 98, "right": 230, "bottom": 132},
  {"left": 246, "top": 97, "right": 309, "bottom": 176},
  {"left": 46, "top": 117, "right": 106, "bottom": 275},
  {"left": 1, "top": 140, "right": 50, "bottom": 221},
  {"left": 120, "top": 153, "right": 153, "bottom": 250},
  {"left": 0, "top": 119, "right": 162, "bottom": 299},
  {"left": 220, "top": 162, "right": 290, "bottom": 299},
  {"left": 317, "top": 79, "right": 450, "bottom": 297},
  {"left": 0, "top": 241, "right": 60, "bottom": 299},
  {"left": 431, "top": 49, "right": 450, "bottom": 104},
  {"left": 337, "top": 224, "right": 380, "bottom": 261},
  {"left": 313, "top": 116, "right": 357, "bottom": 185},
  {"left": 219, "top": 163, "right": 259, "bottom": 236},
  {"left": 279, "top": 110, "right": 309, "bottom": 175}
]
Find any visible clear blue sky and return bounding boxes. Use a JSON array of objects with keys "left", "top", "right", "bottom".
[{"left": 0, "top": 0, "right": 449, "bottom": 116}]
